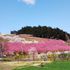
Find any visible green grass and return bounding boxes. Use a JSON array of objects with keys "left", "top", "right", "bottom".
[{"left": 14, "top": 61, "right": 70, "bottom": 70}]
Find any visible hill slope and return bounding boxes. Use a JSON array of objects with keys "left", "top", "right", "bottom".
[{"left": 11, "top": 26, "right": 70, "bottom": 41}]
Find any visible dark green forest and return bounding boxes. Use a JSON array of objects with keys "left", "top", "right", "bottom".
[{"left": 11, "top": 26, "right": 70, "bottom": 41}]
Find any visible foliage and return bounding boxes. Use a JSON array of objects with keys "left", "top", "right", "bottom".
[
  {"left": 1, "top": 57, "right": 14, "bottom": 61},
  {"left": 4, "top": 40, "right": 70, "bottom": 55}
]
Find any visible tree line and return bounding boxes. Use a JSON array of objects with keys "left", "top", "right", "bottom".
[{"left": 11, "top": 26, "right": 70, "bottom": 41}]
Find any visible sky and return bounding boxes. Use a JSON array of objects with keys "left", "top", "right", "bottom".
[{"left": 0, "top": 0, "right": 70, "bottom": 34}]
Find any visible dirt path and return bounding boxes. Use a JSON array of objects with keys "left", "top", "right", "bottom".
[
  {"left": 0, "top": 61, "right": 27, "bottom": 70},
  {"left": 0, "top": 61, "right": 51, "bottom": 70},
  {"left": 0, "top": 62, "right": 16, "bottom": 70},
  {"left": 0, "top": 61, "right": 24, "bottom": 70}
]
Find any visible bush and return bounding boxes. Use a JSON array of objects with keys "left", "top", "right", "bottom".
[
  {"left": 2, "top": 57, "right": 12, "bottom": 61},
  {"left": 58, "top": 53, "right": 68, "bottom": 60}
]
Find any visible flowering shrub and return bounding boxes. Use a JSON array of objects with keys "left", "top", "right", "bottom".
[{"left": 2, "top": 39, "right": 70, "bottom": 56}]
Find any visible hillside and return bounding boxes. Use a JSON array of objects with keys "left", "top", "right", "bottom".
[
  {"left": 0, "top": 34, "right": 50, "bottom": 44},
  {"left": 11, "top": 26, "right": 70, "bottom": 41}
]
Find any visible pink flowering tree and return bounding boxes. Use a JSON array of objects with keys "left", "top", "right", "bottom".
[
  {"left": 28, "top": 47, "right": 38, "bottom": 61},
  {"left": 0, "top": 37, "right": 9, "bottom": 58}
]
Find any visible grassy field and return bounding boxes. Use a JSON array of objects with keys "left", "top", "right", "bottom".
[{"left": 14, "top": 61, "right": 70, "bottom": 70}]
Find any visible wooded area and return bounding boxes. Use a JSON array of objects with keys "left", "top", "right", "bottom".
[{"left": 11, "top": 26, "right": 70, "bottom": 41}]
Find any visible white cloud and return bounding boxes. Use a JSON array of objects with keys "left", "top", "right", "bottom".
[{"left": 19, "top": 0, "right": 36, "bottom": 5}]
